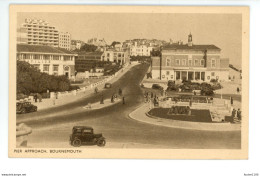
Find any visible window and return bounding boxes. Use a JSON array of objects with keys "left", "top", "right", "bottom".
[
  {"left": 194, "top": 59, "right": 199, "bottom": 66},
  {"left": 166, "top": 71, "right": 170, "bottom": 75},
  {"left": 64, "top": 56, "right": 70, "bottom": 61},
  {"left": 166, "top": 58, "right": 171, "bottom": 66},
  {"left": 43, "top": 65, "right": 49, "bottom": 72},
  {"left": 53, "top": 55, "right": 59, "bottom": 60},
  {"left": 53, "top": 65, "right": 59, "bottom": 72},
  {"left": 107, "top": 53, "right": 110, "bottom": 57},
  {"left": 211, "top": 59, "right": 216, "bottom": 67},
  {"left": 33, "top": 54, "right": 41, "bottom": 60},
  {"left": 211, "top": 72, "right": 215, "bottom": 76},
  {"left": 175, "top": 59, "right": 180, "bottom": 66},
  {"left": 176, "top": 71, "right": 181, "bottom": 80},
  {"left": 188, "top": 60, "right": 192, "bottom": 66},
  {"left": 43, "top": 55, "right": 50, "bottom": 60},
  {"left": 182, "top": 59, "right": 186, "bottom": 66},
  {"left": 171, "top": 75, "right": 174, "bottom": 79},
  {"left": 200, "top": 59, "right": 205, "bottom": 66}
]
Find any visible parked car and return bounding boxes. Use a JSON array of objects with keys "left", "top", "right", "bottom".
[
  {"left": 104, "top": 83, "right": 112, "bottom": 89},
  {"left": 70, "top": 126, "right": 106, "bottom": 147},
  {"left": 16, "top": 101, "right": 37, "bottom": 114},
  {"left": 152, "top": 84, "right": 163, "bottom": 90}
]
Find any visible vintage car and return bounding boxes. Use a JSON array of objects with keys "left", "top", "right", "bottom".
[
  {"left": 16, "top": 101, "right": 37, "bottom": 114},
  {"left": 70, "top": 126, "right": 106, "bottom": 147},
  {"left": 152, "top": 84, "right": 163, "bottom": 90},
  {"left": 104, "top": 83, "right": 112, "bottom": 89}
]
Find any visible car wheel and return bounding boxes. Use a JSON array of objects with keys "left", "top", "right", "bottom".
[
  {"left": 97, "top": 139, "right": 106, "bottom": 147},
  {"left": 72, "top": 139, "right": 81, "bottom": 147}
]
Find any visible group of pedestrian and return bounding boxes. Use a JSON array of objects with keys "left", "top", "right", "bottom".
[
  {"left": 110, "top": 88, "right": 125, "bottom": 105},
  {"left": 144, "top": 91, "right": 157, "bottom": 103},
  {"left": 231, "top": 108, "right": 242, "bottom": 121},
  {"left": 33, "top": 93, "right": 42, "bottom": 103}
]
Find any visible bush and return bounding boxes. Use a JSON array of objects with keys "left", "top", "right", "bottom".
[
  {"left": 17, "top": 61, "right": 71, "bottom": 95},
  {"left": 69, "top": 85, "right": 80, "bottom": 91},
  {"left": 16, "top": 93, "right": 28, "bottom": 100}
]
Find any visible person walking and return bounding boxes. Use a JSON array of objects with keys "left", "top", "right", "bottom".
[
  {"left": 237, "top": 108, "right": 242, "bottom": 121},
  {"left": 232, "top": 108, "right": 236, "bottom": 122},
  {"left": 122, "top": 96, "right": 125, "bottom": 105},
  {"left": 34, "top": 94, "right": 37, "bottom": 103},
  {"left": 230, "top": 96, "right": 233, "bottom": 106},
  {"left": 111, "top": 95, "right": 114, "bottom": 103},
  {"left": 237, "top": 87, "right": 240, "bottom": 94},
  {"left": 100, "top": 95, "right": 104, "bottom": 104},
  {"left": 38, "top": 93, "right": 42, "bottom": 102}
]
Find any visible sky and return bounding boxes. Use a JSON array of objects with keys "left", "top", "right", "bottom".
[{"left": 17, "top": 13, "right": 242, "bottom": 68}]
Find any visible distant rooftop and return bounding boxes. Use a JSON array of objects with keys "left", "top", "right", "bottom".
[{"left": 163, "top": 44, "right": 221, "bottom": 51}]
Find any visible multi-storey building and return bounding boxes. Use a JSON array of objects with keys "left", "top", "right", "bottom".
[
  {"left": 59, "top": 32, "right": 71, "bottom": 50},
  {"left": 151, "top": 33, "right": 229, "bottom": 82},
  {"left": 19, "top": 18, "right": 59, "bottom": 47},
  {"left": 18, "top": 18, "right": 71, "bottom": 50},
  {"left": 16, "top": 44, "right": 76, "bottom": 79}
]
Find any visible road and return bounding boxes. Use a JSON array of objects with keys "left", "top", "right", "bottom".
[{"left": 17, "top": 64, "right": 241, "bottom": 149}]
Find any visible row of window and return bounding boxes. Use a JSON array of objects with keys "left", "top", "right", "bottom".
[
  {"left": 166, "top": 58, "right": 216, "bottom": 67},
  {"left": 17, "top": 54, "right": 73, "bottom": 61}
]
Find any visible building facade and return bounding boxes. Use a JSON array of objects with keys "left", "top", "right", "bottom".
[
  {"left": 75, "top": 52, "right": 103, "bottom": 72},
  {"left": 17, "top": 44, "right": 76, "bottom": 79},
  {"left": 151, "top": 34, "right": 229, "bottom": 82},
  {"left": 59, "top": 32, "right": 71, "bottom": 50},
  {"left": 130, "top": 43, "right": 154, "bottom": 56},
  {"left": 102, "top": 48, "right": 130, "bottom": 65}
]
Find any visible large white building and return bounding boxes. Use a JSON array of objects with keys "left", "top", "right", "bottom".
[
  {"left": 17, "top": 44, "right": 76, "bottom": 79},
  {"left": 59, "top": 32, "right": 71, "bottom": 50},
  {"left": 17, "top": 18, "right": 71, "bottom": 50},
  {"left": 130, "top": 42, "right": 154, "bottom": 56}
]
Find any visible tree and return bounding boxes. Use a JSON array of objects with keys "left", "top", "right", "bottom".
[
  {"left": 111, "top": 41, "right": 121, "bottom": 47},
  {"left": 79, "top": 44, "right": 98, "bottom": 52}
]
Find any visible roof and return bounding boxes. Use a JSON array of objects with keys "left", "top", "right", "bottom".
[
  {"left": 17, "top": 44, "right": 74, "bottom": 54},
  {"left": 162, "top": 44, "right": 220, "bottom": 51},
  {"left": 73, "top": 126, "right": 93, "bottom": 129},
  {"left": 77, "top": 52, "right": 103, "bottom": 57}
]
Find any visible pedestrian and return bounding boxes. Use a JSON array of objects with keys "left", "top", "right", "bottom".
[
  {"left": 111, "top": 95, "right": 114, "bottom": 103},
  {"left": 230, "top": 96, "right": 233, "bottom": 106},
  {"left": 232, "top": 108, "right": 236, "bottom": 122},
  {"left": 237, "top": 87, "right": 240, "bottom": 94},
  {"left": 151, "top": 92, "right": 153, "bottom": 98},
  {"left": 237, "top": 108, "right": 242, "bottom": 121},
  {"left": 38, "top": 93, "right": 42, "bottom": 102},
  {"left": 189, "top": 98, "right": 192, "bottom": 107},
  {"left": 122, "top": 96, "right": 125, "bottom": 105},
  {"left": 94, "top": 87, "right": 98, "bottom": 94},
  {"left": 34, "top": 94, "right": 37, "bottom": 103},
  {"left": 118, "top": 88, "right": 122, "bottom": 96},
  {"left": 100, "top": 95, "right": 104, "bottom": 104}
]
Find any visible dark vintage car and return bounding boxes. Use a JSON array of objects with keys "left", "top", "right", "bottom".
[
  {"left": 104, "top": 83, "right": 112, "bottom": 89},
  {"left": 152, "top": 84, "right": 163, "bottom": 90},
  {"left": 70, "top": 126, "right": 106, "bottom": 147},
  {"left": 16, "top": 102, "right": 37, "bottom": 114}
]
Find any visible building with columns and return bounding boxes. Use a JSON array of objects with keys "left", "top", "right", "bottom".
[
  {"left": 151, "top": 33, "right": 229, "bottom": 82},
  {"left": 17, "top": 44, "right": 76, "bottom": 79}
]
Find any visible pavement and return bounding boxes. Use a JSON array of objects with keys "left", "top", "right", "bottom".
[
  {"left": 128, "top": 99, "right": 241, "bottom": 131},
  {"left": 30, "top": 63, "right": 135, "bottom": 111}
]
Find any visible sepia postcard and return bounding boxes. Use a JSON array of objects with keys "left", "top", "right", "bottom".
[{"left": 9, "top": 5, "right": 249, "bottom": 159}]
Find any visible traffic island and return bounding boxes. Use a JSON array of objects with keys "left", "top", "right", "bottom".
[{"left": 129, "top": 103, "right": 241, "bottom": 131}]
